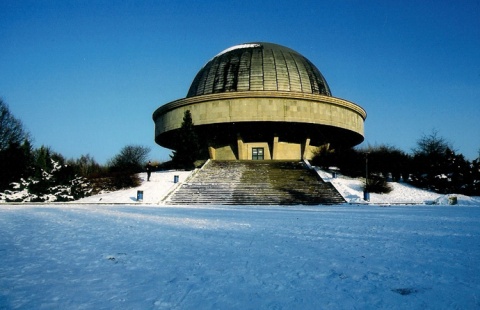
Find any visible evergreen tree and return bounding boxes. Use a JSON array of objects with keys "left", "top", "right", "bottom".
[
  {"left": 34, "top": 146, "right": 52, "bottom": 177},
  {"left": 170, "top": 110, "right": 200, "bottom": 170}
]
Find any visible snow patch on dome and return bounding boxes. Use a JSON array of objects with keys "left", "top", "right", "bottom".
[{"left": 215, "top": 43, "right": 261, "bottom": 57}]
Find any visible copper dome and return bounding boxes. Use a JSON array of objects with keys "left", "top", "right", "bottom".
[{"left": 187, "top": 42, "right": 332, "bottom": 97}]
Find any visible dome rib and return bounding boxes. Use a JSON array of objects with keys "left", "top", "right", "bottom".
[
  {"left": 285, "top": 50, "right": 303, "bottom": 92},
  {"left": 186, "top": 42, "right": 332, "bottom": 98}
]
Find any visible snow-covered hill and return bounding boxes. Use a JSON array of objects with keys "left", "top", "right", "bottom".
[{"left": 316, "top": 169, "right": 480, "bottom": 206}]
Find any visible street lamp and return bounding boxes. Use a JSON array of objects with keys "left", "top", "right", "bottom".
[
  {"left": 364, "top": 152, "right": 370, "bottom": 201},
  {"left": 365, "top": 152, "right": 369, "bottom": 184}
]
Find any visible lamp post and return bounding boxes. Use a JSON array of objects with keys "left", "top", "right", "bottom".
[
  {"left": 364, "top": 152, "right": 370, "bottom": 201},
  {"left": 365, "top": 152, "right": 369, "bottom": 184}
]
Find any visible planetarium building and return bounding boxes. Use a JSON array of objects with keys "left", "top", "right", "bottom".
[{"left": 153, "top": 42, "right": 367, "bottom": 160}]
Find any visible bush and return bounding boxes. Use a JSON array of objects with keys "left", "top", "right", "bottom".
[
  {"left": 109, "top": 172, "right": 141, "bottom": 190},
  {"left": 364, "top": 175, "right": 392, "bottom": 194}
]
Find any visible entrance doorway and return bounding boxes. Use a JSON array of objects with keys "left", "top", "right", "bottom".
[{"left": 252, "top": 147, "right": 264, "bottom": 160}]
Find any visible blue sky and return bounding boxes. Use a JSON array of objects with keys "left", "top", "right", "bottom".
[{"left": 1, "top": 0, "right": 479, "bottom": 163}]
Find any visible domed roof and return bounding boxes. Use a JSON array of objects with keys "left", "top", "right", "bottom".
[{"left": 187, "top": 42, "right": 332, "bottom": 98}]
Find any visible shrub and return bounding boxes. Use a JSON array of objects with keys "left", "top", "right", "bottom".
[
  {"left": 109, "top": 172, "right": 141, "bottom": 190},
  {"left": 364, "top": 175, "right": 392, "bottom": 194}
]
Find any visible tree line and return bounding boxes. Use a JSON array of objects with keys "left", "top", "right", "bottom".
[
  {"left": 2, "top": 98, "right": 479, "bottom": 199},
  {"left": 311, "top": 131, "right": 480, "bottom": 195},
  {"left": 0, "top": 99, "right": 154, "bottom": 201}
]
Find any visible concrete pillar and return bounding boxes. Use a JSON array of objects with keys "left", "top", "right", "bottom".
[
  {"left": 208, "top": 145, "right": 216, "bottom": 160},
  {"left": 272, "top": 135, "right": 279, "bottom": 160},
  {"left": 302, "top": 138, "right": 311, "bottom": 160},
  {"left": 237, "top": 135, "right": 245, "bottom": 160}
]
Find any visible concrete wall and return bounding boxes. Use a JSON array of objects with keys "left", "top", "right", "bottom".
[
  {"left": 209, "top": 145, "right": 237, "bottom": 160},
  {"left": 274, "top": 142, "right": 302, "bottom": 160},
  {"left": 153, "top": 91, "right": 367, "bottom": 160},
  {"left": 205, "top": 136, "right": 320, "bottom": 161},
  {"left": 154, "top": 91, "right": 365, "bottom": 135}
]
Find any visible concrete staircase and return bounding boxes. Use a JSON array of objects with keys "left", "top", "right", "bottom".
[{"left": 164, "top": 161, "right": 345, "bottom": 205}]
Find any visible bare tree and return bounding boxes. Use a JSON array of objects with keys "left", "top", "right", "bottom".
[
  {"left": 108, "top": 145, "right": 151, "bottom": 173},
  {"left": 0, "top": 99, "right": 30, "bottom": 151},
  {"left": 72, "top": 154, "right": 102, "bottom": 177}
]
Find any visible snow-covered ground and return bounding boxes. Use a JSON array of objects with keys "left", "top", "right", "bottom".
[
  {"left": 1, "top": 170, "right": 480, "bottom": 309},
  {"left": 316, "top": 169, "right": 480, "bottom": 206}
]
